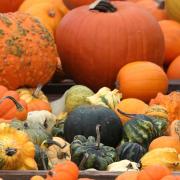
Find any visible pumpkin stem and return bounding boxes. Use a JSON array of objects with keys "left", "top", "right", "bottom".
[
  {"left": 117, "top": 108, "right": 136, "bottom": 118},
  {"left": 0, "top": 96, "right": 24, "bottom": 111},
  {"left": 156, "top": 0, "right": 165, "bottom": 9},
  {"left": 79, "top": 153, "right": 89, "bottom": 170},
  {"left": 32, "top": 84, "right": 43, "bottom": 98},
  {"left": 89, "top": 0, "right": 117, "bottom": 13},
  {"left": 5, "top": 147, "right": 17, "bottom": 156},
  {"left": 96, "top": 124, "right": 101, "bottom": 149},
  {"left": 43, "top": 139, "right": 67, "bottom": 149}
]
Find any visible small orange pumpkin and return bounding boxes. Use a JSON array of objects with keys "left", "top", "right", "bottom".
[
  {"left": 0, "top": 0, "right": 24, "bottom": 12},
  {"left": 117, "top": 61, "right": 168, "bottom": 102},
  {"left": 161, "top": 175, "right": 180, "bottom": 180},
  {"left": 115, "top": 171, "right": 139, "bottom": 180}
]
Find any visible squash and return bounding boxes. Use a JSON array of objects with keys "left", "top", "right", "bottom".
[
  {"left": 167, "top": 56, "right": 180, "bottom": 80},
  {"left": 64, "top": 105, "right": 123, "bottom": 147},
  {"left": 70, "top": 126, "right": 117, "bottom": 170},
  {"left": 41, "top": 137, "right": 71, "bottom": 168},
  {"left": 0, "top": 86, "right": 27, "bottom": 120},
  {"left": 115, "top": 98, "right": 149, "bottom": 124},
  {"left": 140, "top": 148, "right": 180, "bottom": 171},
  {"left": 0, "top": 0, "right": 24, "bottom": 12},
  {"left": 0, "top": 124, "right": 37, "bottom": 170},
  {"left": 159, "top": 20, "right": 180, "bottom": 64},
  {"left": 0, "top": 12, "right": 57, "bottom": 90},
  {"left": 150, "top": 91, "right": 180, "bottom": 123},
  {"left": 117, "top": 61, "right": 168, "bottom": 102},
  {"left": 116, "top": 142, "right": 147, "bottom": 163},
  {"left": 115, "top": 171, "right": 139, "bottom": 180},
  {"left": 56, "top": 0, "right": 165, "bottom": 91},
  {"left": 31, "top": 176, "right": 44, "bottom": 180}
]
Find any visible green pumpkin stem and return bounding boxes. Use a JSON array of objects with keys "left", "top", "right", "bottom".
[
  {"left": 79, "top": 153, "right": 89, "bottom": 170},
  {"left": 43, "top": 139, "right": 67, "bottom": 149},
  {"left": 0, "top": 96, "right": 24, "bottom": 111},
  {"left": 89, "top": 0, "right": 117, "bottom": 13},
  {"left": 32, "top": 84, "right": 43, "bottom": 98},
  {"left": 5, "top": 147, "right": 17, "bottom": 156},
  {"left": 117, "top": 108, "right": 136, "bottom": 118},
  {"left": 96, "top": 124, "right": 101, "bottom": 149}
]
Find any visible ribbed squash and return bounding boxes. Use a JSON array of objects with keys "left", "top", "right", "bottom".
[{"left": 0, "top": 12, "right": 58, "bottom": 89}]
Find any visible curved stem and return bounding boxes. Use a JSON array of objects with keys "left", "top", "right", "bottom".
[
  {"left": 32, "top": 84, "right": 43, "bottom": 98},
  {"left": 79, "top": 153, "right": 89, "bottom": 170},
  {"left": 96, "top": 124, "right": 101, "bottom": 149},
  {"left": 0, "top": 96, "right": 24, "bottom": 111},
  {"left": 44, "top": 139, "right": 67, "bottom": 149},
  {"left": 117, "top": 108, "right": 136, "bottom": 118},
  {"left": 89, "top": 0, "right": 117, "bottom": 13}
]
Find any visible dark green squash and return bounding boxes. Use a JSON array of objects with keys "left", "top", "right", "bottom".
[
  {"left": 116, "top": 142, "right": 147, "bottom": 163},
  {"left": 64, "top": 105, "right": 123, "bottom": 147},
  {"left": 70, "top": 125, "right": 117, "bottom": 170}
]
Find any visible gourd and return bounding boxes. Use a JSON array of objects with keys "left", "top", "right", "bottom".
[
  {"left": 116, "top": 142, "right": 147, "bottom": 163},
  {"left": 115, "top": 171, "right": 139, "bottom": 180},
  {"left": 0, "top": 124, "right": 37, "bottom": 170},
  {"left": 64, "top": 105, "right": 123, "bottom": 147},
  {"left": 70, "top": 125, "right": 117, "bottom": 170},
  {"left": 0, "top": 12, "right": 58, "bottom": 90},
  {"left": 56, "top": 0, "right": 164, "bottom": 91}
]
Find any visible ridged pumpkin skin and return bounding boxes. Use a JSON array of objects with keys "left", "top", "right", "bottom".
[
  {"left": 117, "top": 61, "right": 168, "bottom": 102},
  {"left": 167, "top": 56, "right": 180, "bottom": 80},
  {"left": 165, "top": 0, "right": 180, "bottom": 22},
  {"left": 56, "top": 1, "right": 165, "bottom": 91},
  {"left": 0, "top": 12, "right": 58, "bottom": 90}
]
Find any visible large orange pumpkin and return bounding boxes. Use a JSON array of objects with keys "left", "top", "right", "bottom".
[
  {"left": 0, "top": 12, "right": 58, "bottom": 90},
  {"left": 56, "top": 1, "right": 165, "bottom": 91},
  {"left": 136, "top": 0, "right": 167, "bottom": 21},
  {"left": 159, "top": 20, "right": 180, "bottom": 65},
  {"left": 117, "top": 61, "right": 168, "bottom": 102},
  {"left": 167, "top": 56, "right": 180, "bottom": 80},
  {"left": 0, "top": 0, "right": 24, "bottom": 13}
]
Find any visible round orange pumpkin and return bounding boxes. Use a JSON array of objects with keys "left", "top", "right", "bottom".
[
  {"left": 56, "top": 1, "right": 165, "bottom": 91},
  {"left": 115, "top": 98, "right": 149, "bottom": 124},
  {"left": 0, "top": 12, "right": 58, "bottom": 90},
  {"left": 117, "top": 61, "right": 168, "bottom": 102},
  {"left": 0, "top": 0, "right": 24, "bottom": 12},
  {"left": 115, "top": 171, "right": 139, "bottom": 180},
  {"left": 159, "top": 20, "right": 180, "bottom": 65},
  {"left": 167, "top": 56, "right": 180, "bottom": 80},
  {"left": 136, "top": 0, "right": 167, "bottom": 21}
]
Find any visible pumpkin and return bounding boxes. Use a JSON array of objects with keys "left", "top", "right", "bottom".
[
  {"left": 0, "top": 86, "right": 27, "bottom": 120},
  {"left": 107, "top": 160, "right": 139, "bottom": 172},
  {"left": 150, "top": 91, "right": 180, "bottom": 123},
  {"left": 115, "top": 171, "right": 139, "bottom": 180},
  {"left": 11, "top": 120, "right": 51, "bottom": 145},
  {"left": 17, "top": 86, "right": 51, "bottom": 112},
  {"left": 149, "top": 136, "right": 180, "bottom": 153},
  {"left": 70, "top": 127, "right": 117, "bottom": 170},
  {"left": 140, "top": 148, "right": 180, "bottom": 171},
  {"left": 64, "top": 105, "right": 123, "bottom": 147},
  {"left": 31, "top": 176, "right": 45, "bottom": 180},
  {"left": 159, "top": 20, "right": 180, "bottom": 64},
  {"left": 167, "top": 56, "right": 180, "bottom": 80},
  {"left": 41, "top": 137, "right": 71, "bottom": 168},
  {"left": 56, "top": 0, "right": 165, "bottom": 91},
  {"left": 0, "top": 0, "right": 24, "bottom": 12},
  {"left": 116, "top": 142, "right": 147, "bottom": 163},
  {"left": 161, "top": 175, "right": 180, "bottom": 180},
  {"left": 65, "top": 85, "right": 94, "bottom": 113},
  {"left": 169, "top": 120, "right": 180, "bottom": 138},
  {"left": 137, "top": 165, "right": 171, "bottom": 180},
  {"left": 136, "top": 0, "right": 167, "bottom": 21},
  {"left": 165, "top": 0, "right": 180, "bottom": 22},
  {"left": 0, "top": 12, "right": 57, "bottom": 90},
  {"left": 117, "top": 61, "right": 168, "bottom": 102},
  {"left": 115, "top": 98, "right": 149, "bottom": 124},
  {"left": 0, "top": 124, "right": 37, "bottom": 170},
  {"left": 87, "top": 87, "right": 122, "bottom": 110}
]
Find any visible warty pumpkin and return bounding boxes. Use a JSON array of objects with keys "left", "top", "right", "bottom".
[
  {"left": 117, "top": 61, "right": 168, "bottom": 102},
  {"left": 0, "top": 124, "right": 37, "bottom": 170},
  {"left": 56, "top": 0, "right": 165, "bottom": 91},
  {"left": 0, "top": 85, "right": 27, "bottom": 120},
  {"left": 0, "top": 12, "right": 58, "bottom": 90},
  {"left": 0, "top": 0, "right": 24, "bottom": 12},
  {"left": 159, "top": 20, "right": 180, "bottom": 64}
]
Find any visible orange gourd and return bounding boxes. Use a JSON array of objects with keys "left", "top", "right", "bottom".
[
  {"left": 149, "top": 136, "right": 180, "bottom": 153},
  {"left": 161, "top": 175, "right": 180, "bottom": 180},
  {"left": 46, "top": 171, "right": 74, "bottom": 180},
  {"left": 0, "top": 0, "right": 24, "bottom": 12},
  {"left": 115, "top": 98, "right": 149, "bottom": 124},
  {"left": 31, "top": 176, "right": 44, "bottom": 180},
  {"left": 137, "top": 165, "right": 171, "bottom": 180},
  {"left": 169, "top": 120, "right": 180, "bottom": 138},
  {"left": 117, "top": 61, "right": 168, "bottom": 102},
  {"left": 136, "top": 0, "right": 167, "bottom": 21},
  {"left": 115, "top": 171, "right": 139, "bottom": 180},
  {"left": 167, "top": 56, "right": 180, "bottom": 80},
  {"left": 159, "top": 20, "right": 180, "bottom": 65},
  {"left": 150, "top": 91, "right": 180, "bottom": 123}
]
